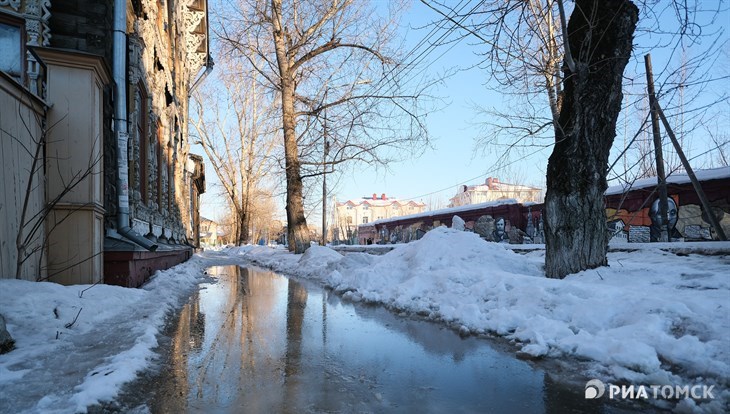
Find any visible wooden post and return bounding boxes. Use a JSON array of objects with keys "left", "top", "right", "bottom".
[
  {"left": 644, "top": 54, "right": 670, "bottom": 242},
  {"left": 653, "top": 102, "right": 728, "bottom": 241}
]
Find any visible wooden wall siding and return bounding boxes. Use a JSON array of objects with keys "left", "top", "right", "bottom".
[
  {"left": 36, "top": 48, "right": 109, "bottom": 285},
  {"left": 0, "top": 74, "right": 47, "bottom": 280}
]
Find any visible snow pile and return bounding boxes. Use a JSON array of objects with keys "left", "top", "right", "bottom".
[
  {"left": 451, "top": 215, "right": 465, "bottom": 231},
  {"left": 1, "top": 230, "right": 727, "bottom": 412},
  {"left": 0, "top": 258, "right": 205, "bottom": 413},
  {"left": 298, "top": 245, "right": 344, "bottom": 273},
  {"left": 243, "top": 227, "right": 730, "bottom": 410}
]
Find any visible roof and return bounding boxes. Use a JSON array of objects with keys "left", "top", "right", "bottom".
[
  {"left": 462, "top": 183, "right": 540, "bottom": 192},
  {"left": 364, "top": 198, "right": 527, "bottom": 227},
  {"left": 337, "top": 198, "right": 426, "bottom": 208},
  {"left": 605, "top": 166, "right": 730, "bottom": 196}
]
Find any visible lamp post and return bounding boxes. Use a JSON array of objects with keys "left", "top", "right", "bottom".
[
  {"left": 322, "top": 119, "right": 329, "bottom": 246},
  {"left": 320, "top": 79, "right": 371, "bottom": 246}
]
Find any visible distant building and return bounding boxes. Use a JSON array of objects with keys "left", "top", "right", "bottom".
[
  {"left": 200, "top": 217, "right": 227, "bottom": 246},
  {"left": 448, "top": 177, "right": 543, "bottom": 207},
  {"left": 355, "top": 167, "right": 730, "bottom": 246},
  {"left": 333, "top": 193, "right": 426, "bottom": 244}
]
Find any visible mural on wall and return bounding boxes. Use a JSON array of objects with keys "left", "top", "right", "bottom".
[
  {"left": 608, "top": 195, "right": 730, "bottom": 243},
  {"left": 649, "top": 197, "right": 682, "bottom": 242},
  {"left": 358, "top": 175, "right": 730, "bottom": 247},
  {"left": 473, "top": 215, "right": 494, "bottom": 239},
  {"left": 520, "top": 208, "right": 544, "bottom": 244},
  {"left": 492, "top": 217, "right": 510, "bottom": 243},
  {"left": 607, "top": 219, "right": 627, "bottom": 243}
]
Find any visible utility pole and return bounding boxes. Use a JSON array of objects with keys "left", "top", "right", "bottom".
[
  {"left": 653, "top": 102, "right": 727, "bottom": 241},
  {"left": 645, "top": 54, "right": 670, "bottom": 242},
  {"left": 321, "top": 90, "right": 329, "bottom": 246}
]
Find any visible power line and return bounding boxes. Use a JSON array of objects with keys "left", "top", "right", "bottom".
[
  {"left": 400, "top": 145, "right": 550, "bottom": 201},
  {"left": 361, "top": 0, "right": 484, "bottom": 99}
]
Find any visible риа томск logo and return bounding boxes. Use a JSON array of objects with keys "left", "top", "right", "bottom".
[
  {"left": 585, "top": 379, "right": 605, "bottom": 399},
  {"left": 584, "top": 379, "right": 715, "bottom": 401}
]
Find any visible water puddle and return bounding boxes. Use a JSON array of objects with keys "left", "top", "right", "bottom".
[{"left": 111, "top": 265, "right": 649, "bottom": 413}]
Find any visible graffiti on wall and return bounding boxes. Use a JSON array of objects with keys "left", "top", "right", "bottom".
[{"left": 608, "top": 196, "right": 730, "bottom": 243}]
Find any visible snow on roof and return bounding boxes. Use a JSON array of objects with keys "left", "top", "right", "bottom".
[
  {"left": 462, "top": 182, "right": 541, "bottom": 192},
  {"left": 364, "top": 198, "right": 525, "bottom": 227},
  {"left": 605, "top": 166, "right": 730, "bottom": 196},
  {"left": 337, "top": 198, "right": 426, "bottom": 207}
]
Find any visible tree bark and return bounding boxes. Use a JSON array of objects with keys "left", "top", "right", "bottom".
[
  {"left": 272, "top": 0, "right": 310, "bottom": 253},
  {"left": 545, "top": 0, "right": 638, "bottom": 279},
  {"left": 238, "top": 210, "right": 248, "bottom": 245}
]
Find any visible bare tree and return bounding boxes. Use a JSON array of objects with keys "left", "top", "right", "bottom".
[
  {"left": 419, "top": 0, "right": 565, "bottom": 167},
  {"left": 191, "top": 55, "right": 278, "bottom": 245},
  {"left": 543, "top": 0, "right": 639, "bottom": 278},
  {"left": 248, "top": 187, "right": 280, "bottom": 244},
  {"left": 425, "top": 0, "right": 727, "bottom": 278},
  {"left": 216, "top": 0, "right": 432, "bottom": 253}
]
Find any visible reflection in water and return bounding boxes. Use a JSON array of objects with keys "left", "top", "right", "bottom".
[
  {"left": 283, "top": 279, "right": 307, "bottom": 413},
  {"left": 284, "top": 279, "right": 307, "bottom": 378},
  {"left": 128, "top": 265, "right": 636, "bottom": 413}
]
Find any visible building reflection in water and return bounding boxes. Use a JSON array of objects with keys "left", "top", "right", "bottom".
[{"left": 148, "top": 286, "right": 206, "bottom": 413}]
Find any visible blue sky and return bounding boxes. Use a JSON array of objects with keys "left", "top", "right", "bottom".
[
  {"left": 332, "top": 1, "right": 549, "bottom": 206},
  {"left": 198, "top": 0, "right": 729, "bottom": 223},
  {"left": 328, "top": 0, "right": 730, "bottom": 206}
]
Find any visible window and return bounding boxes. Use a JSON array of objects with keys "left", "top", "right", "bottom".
[
  {"left": 0, "top": 17, "right": 24, "bottom": 83},
  {"left": 136, "top": 84, "right": 149, "bottom": 203},
  {"left": 189, "top": 0, "right": 205, "bottom": 11},
  {"left": 167, "top": 144, "right": 173, "bottom": 212},
  {"left": 156, "top": 121, "right": 163, "bottom": 212},
  {"left": 362, "top": 217, "right": 368, "bottom": 224}
]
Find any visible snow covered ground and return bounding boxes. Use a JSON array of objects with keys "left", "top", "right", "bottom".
[
  {"left": 0, "top": 227, "right": 728, "bottom": 413},
  {"left": 234, "top": 228, "right": 730, "bottom": 413}
]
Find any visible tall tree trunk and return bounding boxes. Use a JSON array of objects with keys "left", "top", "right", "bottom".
[
  {"left": 238, "top": 210, "right": 248, "bottom": 245},
  {"left": 545, "top": 0, "right": 638, "bottom": 279},
  {"left": 272, "top": 0, "right": 309, "bottom": 253}
]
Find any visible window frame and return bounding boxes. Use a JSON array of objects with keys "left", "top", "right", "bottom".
[{"left": 0, "top": 13, "right": 26, "bottom": 85}]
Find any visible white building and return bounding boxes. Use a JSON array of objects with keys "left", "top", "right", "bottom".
[
  {"left": 448, "top": 177, "right": 543, "bottom": 207},
  {"left": 333, "top": 194, "right": 426, "bottom": 243}
]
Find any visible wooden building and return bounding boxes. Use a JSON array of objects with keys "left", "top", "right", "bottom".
[{"left": 1, "top": 0, "right": 211, "bottom": 285}]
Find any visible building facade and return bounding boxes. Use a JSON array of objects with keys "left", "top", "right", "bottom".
[
  {"left": 359, "top": 167, "right": 730, "bottom": 246},
  {"left": 448, "top": 177, "right": 543, "bottom": 207},
  {"left": 199, "top": 217, "right": 227, "bottom": 246},
  {"left": 333, "top": 193, "right": 426, "bottom": 244},
  {"left": 0, "top": 0, "right": 210, "bottom": 285}
]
